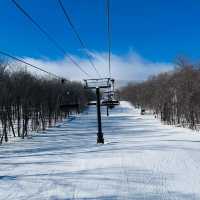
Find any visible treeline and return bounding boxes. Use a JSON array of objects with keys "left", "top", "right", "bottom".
[
  {"left": 121, "top": 60, "right": 200, "bottom": 130},
  {"left": 0, "top": 61, "right": 94, "bottom": 144}
]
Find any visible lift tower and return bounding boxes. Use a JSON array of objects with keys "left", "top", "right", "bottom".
[{"left": 84, "top": 78, "right": 111, "bottom": 144}]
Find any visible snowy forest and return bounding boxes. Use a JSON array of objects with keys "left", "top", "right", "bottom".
[
  {"left": 0, "top": 60, "right": 94, "bottom": 144},
  {"left": 121, "top": 59, "right": 200, "bottom": 130}
]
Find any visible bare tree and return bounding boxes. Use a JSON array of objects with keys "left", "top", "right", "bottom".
[
  {"left": 0, "top": 60, "right": 93, "bottom": 144},
  {"left": 121, "top": 59, "right": 200, "bottom": 131}
]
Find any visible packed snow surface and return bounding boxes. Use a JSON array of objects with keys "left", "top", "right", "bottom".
[{"left": 1, "top": 101, "right": 200, "bottom": 200}]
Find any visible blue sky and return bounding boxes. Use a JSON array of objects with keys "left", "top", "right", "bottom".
[{"left": 0, "top": 0, "right": 200, "bottom": 80}]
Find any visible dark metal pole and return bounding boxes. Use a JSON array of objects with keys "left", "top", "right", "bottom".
[
  {"left": 106, "top": 90, "right": 110, "bottom": 116},
  {"left": 96, "top": 87, "right": 104, "bottom": 144},
  {"left": 106, "top": 105, "right": 109, "bottom": 116}
]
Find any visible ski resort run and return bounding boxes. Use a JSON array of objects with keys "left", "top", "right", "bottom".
[{"left": 0, "top": 101, "right": 200, "bottom": 200}]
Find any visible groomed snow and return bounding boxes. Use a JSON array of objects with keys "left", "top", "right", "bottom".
[{"left": 1, "top": 101, "right": 200, "bottom": 200}]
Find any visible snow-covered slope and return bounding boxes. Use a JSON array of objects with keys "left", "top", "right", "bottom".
[{"left": 0, "top": 101, "right": 200, "bottom": 200}]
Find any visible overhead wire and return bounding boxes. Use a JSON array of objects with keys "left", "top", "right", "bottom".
[
  {"left": 105, "top": 0, "right": 114, "bottom": 115},
  {"left": 0, "top": 50, "right": 64, "bottom": 79},
  {"left": 58, "top": 0, "right": 101, "bottom": 78},
  {"left": 106, "top": 0, "right": 111, "bottom": 78},
  {"left": 11, "top": 0, "right": 91, "bottom": 77}
]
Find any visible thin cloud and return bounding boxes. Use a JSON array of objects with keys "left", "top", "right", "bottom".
[{"left": 22, "top": 51, "right": 174, "bottom": 84}]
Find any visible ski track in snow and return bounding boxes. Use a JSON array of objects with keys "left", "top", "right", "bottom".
[{"left": 0, "top": 101, "right": 200, "bottom": 200}]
